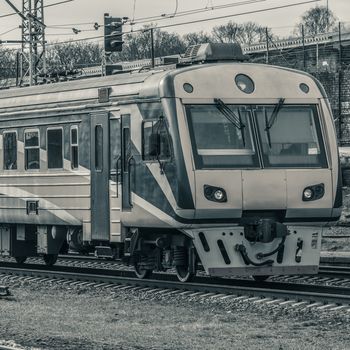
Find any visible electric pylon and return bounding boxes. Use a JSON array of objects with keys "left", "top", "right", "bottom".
[{"left": 20, "top": 0, "right": 46, "bottom": 86}]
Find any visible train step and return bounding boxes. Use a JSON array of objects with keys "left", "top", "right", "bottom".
[{"left": 95, "top": 246, "right": 115, "bottom": 259}]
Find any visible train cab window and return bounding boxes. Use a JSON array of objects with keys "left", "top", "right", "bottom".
[
  {"left": 142, "top": 119, "right": 171, "bottom": 161},
  {"left": 254, "top": 105, "right": 327, "bottom": 168},
  {"left": 3, "top": 132, "right": 17, "bottom": 170},
  {"left": 24, "top": 130, "right": 40, "bottom": 170},
  {"left": 47, "top": 128, "right": 63, "bottom": 169},
  {"left": 95, "top": 125, "right": 103, "bottom": 171},
  {"left": 185, "top": 104, "right": 258, "bottom": 169},
  {"left": 70, "top": 126, "right": 79, "bottom": 169}
]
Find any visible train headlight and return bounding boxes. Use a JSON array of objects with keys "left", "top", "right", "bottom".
[
  {"left": 204, "top": 185, "right": 227, "bottom": 203},
  {"left": 303, "top": 188, "right": 314, "bottom": 200},
  {"left": 235, "top": 74, "right": 255, "bottom": 94},
  {"left": 302, "top": 184, "right": 325, "bottom": 202},
  {"left": 214, "top": 190, "right": 224, "bottom": 201}
]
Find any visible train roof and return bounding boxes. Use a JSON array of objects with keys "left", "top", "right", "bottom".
[
  {"left": 0, "top": 69, "right": 161, "bottom": 99},
  {"left": 0, "top": 62, "right": 325, "bottom": 114},
  {"left": 0, "top": 41, "right": 320, "bottom": 102}
]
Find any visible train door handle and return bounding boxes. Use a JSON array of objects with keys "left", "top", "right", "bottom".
[
  {"left": 127, "top": 156, "right": 135, "bottom": 207},
  {"left": 115, "top": 155, "right": 121, "bottom": 198}
]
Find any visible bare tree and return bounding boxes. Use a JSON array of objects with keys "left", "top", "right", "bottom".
[
  {"left": 0, "top": 48, "right": 16, "bottom": 84},
  {"left": 46, "top": 41, "right": 102, "bottom": 71},
  {"left": 294, "top": 5, "right": 337, "bottom": 36},
  {"left": 238, "top": 22, "right": 267, "bottom": 46},
  {"left": 115, "top": 26, "right": 185, "bottom": 61},
  {"left": 212, "top": 21, "right": 272, "bottom": 46},
  {"left": 182, "top": 31, "right": 212, "bottom": 47},
  {"left": 212, "top": 21, "right": 240, "bottom": 43},
  {"left": 0, "top": 48, "right": 16, "bottom": 76}
]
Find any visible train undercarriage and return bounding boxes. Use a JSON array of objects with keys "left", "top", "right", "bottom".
[{"left": 0, "top": 219, "right": 323, "bottom": 283}]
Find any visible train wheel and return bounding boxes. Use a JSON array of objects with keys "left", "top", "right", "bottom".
[
  {"left": 43, "top": 254, "right": 58, "bottom": 266},
  {"left": 15, "top": 256, "right": 27, "bottom": 264},
  {"left": 252, "top": 275, "right": 269, "bottom": 282},
  {"left": 69, "top": 228, "right": 84, "bottom": 253},
  {"left": 133, "top": 262, "right": 152, "bottom": 279},
  {"left": 174, "top": 247, "right": 197, "bottom": 283},
  {"left": 175, "top": 265, "right": 195, "bottom": 283}
]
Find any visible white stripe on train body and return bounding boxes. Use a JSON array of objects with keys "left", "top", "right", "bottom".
[{"left": 0, "top": 43, "right": 341, "bottom": 281}]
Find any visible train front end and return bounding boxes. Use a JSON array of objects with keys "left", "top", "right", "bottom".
[{"left": 162, "top": 45, "right": 341, "bottom": 278}]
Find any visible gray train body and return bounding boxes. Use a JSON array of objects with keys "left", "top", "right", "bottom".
[{"left": 0, "top": 44, "right": 342, "bottom": 281}]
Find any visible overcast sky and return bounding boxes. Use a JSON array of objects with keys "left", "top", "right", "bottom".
[{"left": 0, "top": 0, "right": 349, "bottom": 48}]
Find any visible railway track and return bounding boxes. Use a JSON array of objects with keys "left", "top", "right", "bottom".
[
  {"left": 319, "top": 266, "right": 350, "bottom": 278},
  {"left": 1, "top": 261, "right": 350, "bottom": 309},
  {"left": 2, "top": 255, "right": 350, "bottom": 283}
]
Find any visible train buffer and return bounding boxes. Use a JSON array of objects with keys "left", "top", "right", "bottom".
[{"left": 0, "top": 285, "right": 10, "bottom": 297}]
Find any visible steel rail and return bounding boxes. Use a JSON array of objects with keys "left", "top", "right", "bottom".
[
  {"left": 319, "top": 265, "right": 350, "bottom": 278},
  {"left": 0, "top": 262, "right": 350, "bottom": 305},
  {"left": 322, "top": 235, "right": 350, "bottom": 238},
  {"left": 4, "top": 254, "right": 350, "bottom": 280},
  {"left": 4, "top": 254, "right": 350, "bottom": 279}
]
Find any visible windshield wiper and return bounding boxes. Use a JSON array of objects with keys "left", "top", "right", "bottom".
[
  {"left": 264, "top": 98, "right": 285, "bottom": 148},
  {"left": 214, "top": 98, "right": 246, "bottom": 147}
]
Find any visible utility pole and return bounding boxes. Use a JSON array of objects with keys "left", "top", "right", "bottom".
[
  {"left": 4, "top": 0, "right": 46, "bottom": 86},
  {"left": 302, "top": 25, "right": 306, "bottom": 70},
  {"left": 326, "top": 0, "right": 329, "bottom": 32},
  {"left": 150, "top": 28, "right": 155, "bottom": 68},
  {"left": 265, "top": 27, "right": 269, "bottom": 64},
  {"left": 21, "top": 0, "right": 46, "bottom": 86}
]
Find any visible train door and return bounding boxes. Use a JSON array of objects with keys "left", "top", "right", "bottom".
[
  {"left": 121, "top": 115, "right": 132, "bottom": 211},
  {"left": 109, "top": 114, "right": 121, "bottom": 241},
  {"left": 91, "top": 112, "right": 110, "bottom": 241}
]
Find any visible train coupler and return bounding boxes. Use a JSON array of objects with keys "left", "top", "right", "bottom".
[
  {"left": 241, "top": 218, "right": 290, "bottom": 243},
  {"left": 235, "top": 244, "right": 274, "bottom": 267}
]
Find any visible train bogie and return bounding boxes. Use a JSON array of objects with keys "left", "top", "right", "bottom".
[{"left": 0, "top": 224, "right": 66, "bottom": 264}]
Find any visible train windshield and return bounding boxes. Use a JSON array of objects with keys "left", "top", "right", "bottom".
[
  {"left": 185, "top": 104, "right": 259, "bottom": 168},
  {"left": 254, "top": 105, "right": 327, "bottom": 168},
  {"left": 185, "top": 104, "right": 327, "bottom": 169}
]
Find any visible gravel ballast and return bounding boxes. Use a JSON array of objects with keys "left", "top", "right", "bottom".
[{"left": 0, "top": 279, "right": 350, "bottom": 350}]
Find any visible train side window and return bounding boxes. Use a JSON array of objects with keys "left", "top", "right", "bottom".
[
  {"left": 70, "top": 126, "right": 79, "bottom": 169},
  {"left": 3, "top": 131, "right": 17, "bottom": 170},
  {"left": 24, "top": 130, "right": 40, "bottom": 170},
  {"left": 47, "top": 128, "right": 63, "bottom": 169},
  {"left": 95, "top": 125, "right": 103, "bottom": 171},
  {"left": 142, "top": 119, "right": 171, "bottom": 161}
]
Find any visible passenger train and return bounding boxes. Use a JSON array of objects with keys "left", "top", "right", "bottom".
[{"left": 0, "top": 43, "right": 342, "bottom": 282}]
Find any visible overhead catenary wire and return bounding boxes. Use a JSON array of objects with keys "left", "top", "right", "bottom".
[
  {"left": 173, "top": 0, "right": 179, "bottom": 17},
  {"left": 129, "top": 0, "right": 267, "bottom": 25},
  {"left": 145, "top": 0, "right": 322, "bottom": 31},
  {"left": 0, "top": 0, "right": 75, "bottom": 19},
  {"left": 40, "top": 0, "right": 322, "bottom": 48},
  {"left": 205, "top": 0, "right": 214, "bottom": 9},
  {"left": 46, "top": 0, "right": 266, "bottom": 31},
  {"left": 0, "top": 27, "right": 19, "bottom": 37},
  {"left": 132, "top": 0, "right": 137, "bottom": 23}
]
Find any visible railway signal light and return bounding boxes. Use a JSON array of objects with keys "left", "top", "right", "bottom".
[{"left": 104, "top": 14, "right": 123, "bottom": 53}]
